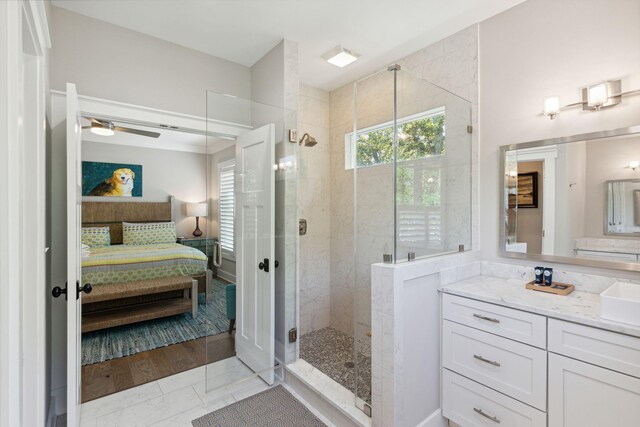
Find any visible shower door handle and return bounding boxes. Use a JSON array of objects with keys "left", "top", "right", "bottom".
[{"left": 258, "top": 258, "right": 270, "bottom": 273}]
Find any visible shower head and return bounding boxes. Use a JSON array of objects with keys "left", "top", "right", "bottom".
[{"left": 299, "top": 133, "right": 318, "bottom": 147}]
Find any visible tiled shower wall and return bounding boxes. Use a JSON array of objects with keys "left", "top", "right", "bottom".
[{"left": 298, "top": 84, "right": 332, "bottom": 335}]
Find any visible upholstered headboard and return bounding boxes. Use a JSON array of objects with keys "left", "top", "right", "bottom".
[{"left": 82, "top": 196, "right": 175, "bottom": 244}]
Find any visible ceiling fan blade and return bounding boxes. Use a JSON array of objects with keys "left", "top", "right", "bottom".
[
  {"left": 113, "top": 126, "right": 161, "bottom": 138},
  {"left": 87, "top": 117, "right": 105, "bottom": 126}
]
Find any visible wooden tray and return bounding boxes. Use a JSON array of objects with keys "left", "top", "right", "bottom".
[{"left": 525, "top": 280, "right": 575, "bottom": 296}]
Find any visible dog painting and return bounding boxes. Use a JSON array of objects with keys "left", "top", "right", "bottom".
[{"left": 82, "top": 161, "right": 143, "bottom": 197}]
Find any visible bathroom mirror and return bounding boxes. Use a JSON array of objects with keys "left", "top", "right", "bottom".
[{"left": 500, "top": 125, "right": 640, "bottom": 272}]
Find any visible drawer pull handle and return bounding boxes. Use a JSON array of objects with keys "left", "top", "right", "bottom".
[
  {"left": 474, "top": 407, "right": 501, "bottom": 423},
  {"left": 474, "top": 354, "right": 501, "bottom": 367},
  {"left": 473, "top": 313, "right": 500, "bottom": 323}
]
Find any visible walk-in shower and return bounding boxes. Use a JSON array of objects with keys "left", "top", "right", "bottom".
[{"left": 297, "top": 64, "right": 472, "bottom": 414}]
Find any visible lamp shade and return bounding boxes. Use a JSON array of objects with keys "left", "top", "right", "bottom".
[{"left": 187, "top": 203, "right": 207, "bottom": 218}]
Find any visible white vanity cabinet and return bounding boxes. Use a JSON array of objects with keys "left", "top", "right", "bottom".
[
  {"left": 442, "top": 292, "right": 640, "bottom": 427},
  {"left": 548, "top": 353, "right": 640, "bottom": 427}
]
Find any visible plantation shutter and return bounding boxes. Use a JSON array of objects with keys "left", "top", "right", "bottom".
[{"left": 218, "top": 160, "right": 235, "bottom": 255}]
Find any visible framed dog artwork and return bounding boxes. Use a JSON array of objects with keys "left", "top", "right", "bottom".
[{"left": 82, "top": 161, "right": 143, "bottom": 197}]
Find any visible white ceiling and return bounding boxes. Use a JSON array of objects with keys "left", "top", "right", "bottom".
[{"left": 52, "top": 0, "right": 523, "bottom": 91}]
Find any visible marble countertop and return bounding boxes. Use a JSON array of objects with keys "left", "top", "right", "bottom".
[{"left": 441, "top": 275, "right": 640, "bottom": 339}]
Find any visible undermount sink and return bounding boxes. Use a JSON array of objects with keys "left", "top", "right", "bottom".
[{"left": 600, "top": 282, "right": 640, "bottom": 326}]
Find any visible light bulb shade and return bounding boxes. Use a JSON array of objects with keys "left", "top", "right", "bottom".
[
  {"left": 629, "top": 160, "right": 640, "bottom": 170},
  {"left": 187, "top": 203, "right": 207, "bottom": 217},
  {"left": 587, "top": 83, "right": 609, "bottom": 107},
  {"left": 543, "top": 96, "right": 560, "bottom": 117},
  {"left": 90, "top": 125, "right": 115, "bottom": 136}
]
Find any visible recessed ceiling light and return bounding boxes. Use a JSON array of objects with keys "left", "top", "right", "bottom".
[{"left": 322, "top": 46, "right": 360, "bottom": 68}]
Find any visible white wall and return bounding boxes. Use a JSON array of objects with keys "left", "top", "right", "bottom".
[
  {"left": 48, "top": 10, "right": 253, "bottom": 414},
  {"left": 82, "top": 141, "right": 207, "bottom": 237},
  {"left": 479, "top": 0, "right": 640, "bottom": 276},
  {"left": 50, "top": 6, "right": 250, "bottom": 116},
  {"left": 555, "top": 142, "right": 587, "bottom": 257}
]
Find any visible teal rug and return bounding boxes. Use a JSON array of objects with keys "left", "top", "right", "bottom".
[{"left": 81, "top": 278, "right": 231, "bottom": 366}]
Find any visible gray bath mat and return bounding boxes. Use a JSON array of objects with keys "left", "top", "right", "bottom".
[{"left": 192, "top": 385, "right": 326, "bottom": 427}]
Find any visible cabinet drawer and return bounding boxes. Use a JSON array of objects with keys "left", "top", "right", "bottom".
[
  {"left": 443, "top": 320, "right": 547, "bottom": 410},
  {"left": 548, "top": 318, "right": 640, "bottom": 378},
  {"left": 443, "top": 369, "right": 546, "bottom": 427},
  {"left": 549, "top": 353, "right": 640, "bottom": 427},
  {"left": 443, "top": 293, "right": 547, "bottom": 348}
]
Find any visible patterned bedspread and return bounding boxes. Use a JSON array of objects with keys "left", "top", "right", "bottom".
[{"left": 82, "top": 243, "right": 208, "bottom": 285}]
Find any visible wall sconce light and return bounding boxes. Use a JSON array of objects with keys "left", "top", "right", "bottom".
[
  {"left": 542, "top": 79, "right": 640, "bottom": 119},
  {"left": 627, "top": 160, "right": 640, "bottom": 171},
  {"left": 543, "top": 96, "right": 560, "bottom": 119}
]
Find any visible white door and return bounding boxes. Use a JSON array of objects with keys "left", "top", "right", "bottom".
[
  {"left": 66, "top": 83, "right": 83, "bottom": 425},
  {"left": 234, "top": 124, "right": 276, "bottom": 384},
  {"left": 548, "top": 353, "right": 640, "bottom": 427}
]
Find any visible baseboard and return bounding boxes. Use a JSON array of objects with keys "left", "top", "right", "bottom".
[
  {"left": 46, "top": 397, "right": 57, "bottom": 427},
  {"left": 416, "top": 409, "right": 448, "bottom": 427},
  {"left": 215, "top": 269, "right": 236, "bottom": 283}
]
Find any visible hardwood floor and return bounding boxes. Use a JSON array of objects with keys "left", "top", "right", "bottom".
[{"left": 81, "top": 332, "right": 235, "bottom": 402}]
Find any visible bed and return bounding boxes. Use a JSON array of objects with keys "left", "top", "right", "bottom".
[
  {"left": 82, "top": 243, "right": 208, "bottom": 286},
  {"left": 81, "top": 196, "right": 213, "bottom": 332}
]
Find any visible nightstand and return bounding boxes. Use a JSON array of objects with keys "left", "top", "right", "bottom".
[{"left": 177, "top": 237, "right": 217, "bottom": 268}]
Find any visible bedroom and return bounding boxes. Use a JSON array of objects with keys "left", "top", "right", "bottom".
[{"left": 76, "top": 109, "right": 239, "bottom": 401}]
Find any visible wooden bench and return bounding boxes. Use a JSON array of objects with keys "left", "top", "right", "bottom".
[{"left": 82, "top": 276, "right": 198, "bottom": 333}]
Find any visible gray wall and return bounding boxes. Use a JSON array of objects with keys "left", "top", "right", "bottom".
[
  {"left": 48, "top": 9, "right": 252, "bottom": 414},
  {"left": 82, "top": 141, "right": 208, "bottom": 237},
  {"left": 50, "top": 6, "right": 251, "bottom": 116},
  {"left": 479, "top": 0, "right": 640, "bottom": 278}
]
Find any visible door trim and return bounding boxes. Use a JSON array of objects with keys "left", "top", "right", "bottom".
[{"left": 0, "top": 1, "right": 50, "bottom": 426}]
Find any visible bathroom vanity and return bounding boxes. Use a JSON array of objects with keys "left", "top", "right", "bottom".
[{"left": 440, "top": 276, "right": 640, "bottom": 427}]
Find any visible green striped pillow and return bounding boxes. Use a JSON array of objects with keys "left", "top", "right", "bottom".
[
  {"left": 122, "top": 222, "right": 176, "bottom": 245},
  {"left": 81, "top": 227, "right": 111, "bottom": 247}
]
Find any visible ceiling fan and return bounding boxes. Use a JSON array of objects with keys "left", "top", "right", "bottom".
[{"left": 82, "top": 117, "right": 161, "bottom": 138}]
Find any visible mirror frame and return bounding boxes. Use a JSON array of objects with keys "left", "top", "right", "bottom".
[{"left": 499, "top": 125, "right": 640, "bottom": 272}]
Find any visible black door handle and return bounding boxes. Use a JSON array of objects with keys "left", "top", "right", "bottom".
[
  {"left": 52, "top": 281, "right": 92, "bottom": 300},
  {"left": 77, "top": 282, "right": 92, "bottom": 300},
  {"left": 52, "top": 282, "right": 68, "bottom": 300},
  {"left": 258, "top": 258, "right": 270, "bottom": 273}
]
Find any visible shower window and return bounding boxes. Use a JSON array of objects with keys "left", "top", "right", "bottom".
[{"left": 344, "top": 106, "right": 445, "bottom": 170}]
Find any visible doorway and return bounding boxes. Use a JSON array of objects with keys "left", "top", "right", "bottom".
[{"left": 55, "top": 88, "right": 297, "bottom": 425}]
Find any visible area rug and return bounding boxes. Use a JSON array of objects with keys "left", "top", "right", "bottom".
[
  {"left": 81, "top": 278, "right": 231, "bottom": 366},
  {"left": 192, "top": 385, "right": 326, "bottom": 427}
]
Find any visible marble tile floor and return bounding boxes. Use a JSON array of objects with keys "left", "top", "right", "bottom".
[
  {"left": 76, "top": 356, "right": 333, "bottom": 427},
  {"left": 300, "top": 327, "right": 372, "bottom": 404}
]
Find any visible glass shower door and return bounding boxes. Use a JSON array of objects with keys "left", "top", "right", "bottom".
[{"left": 204, "top": 91, "right": 297, "bottom": 392}]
